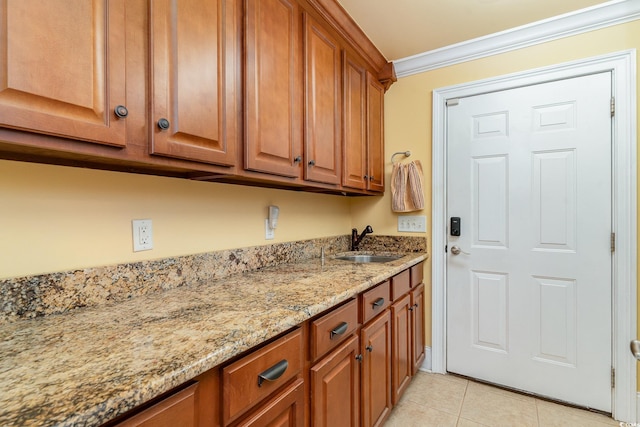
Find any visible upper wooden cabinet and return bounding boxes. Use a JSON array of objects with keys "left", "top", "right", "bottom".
[
  {"left": 149, "top": 0, "right": 239, "bottom": 166},
  {"left": 342, "top": 58, "right": 385, "bottom": 193},
  {"left": 303, "top": 13, "right": 341, "bottom": 185},
  {"left": 0, "top": 0, "right": 394, "bottom": 195},
  {"left": 244, "top": 0, "right": 303, "bottom": 178},
  {"left": 0, "top": 0, "right": 127, "bottom": 147},
  {"left": 366, "top": 72, "right": 385, "bottom": 192},
  {"left": 342, "top": 52, "right": 368, "bottom": 191}
]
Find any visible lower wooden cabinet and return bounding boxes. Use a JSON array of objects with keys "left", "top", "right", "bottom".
[
  {"left": 310, "top": 334, "right": 361, "bottom": 427},
  {"left": 114, "top": 383, "right": 199, "bottom": 427},
  {"left": 361, "top": 310, "right": 392, "bottom": 427},
  {"left": 105, "top": 263, "right": 426, "bottom": 427},
  {"left": 222, "top": 328, "right": 303, "bottom": 425},
  {"left": 391, "top": 292, "right": 412, "bottom": 405},
  {"left": 232, "top": 378, "right": 305, "bottom": 427},
  {"left": 411, "top": 283, "right": 426, "bottom": 375}
]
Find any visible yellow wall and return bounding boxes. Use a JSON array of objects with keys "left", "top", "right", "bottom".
[
  {"left": 0, "top": 160, "right": 351, "bottom": 279},
  {"left": 352, "top": 20, "right": 640, "bottom": 349}
]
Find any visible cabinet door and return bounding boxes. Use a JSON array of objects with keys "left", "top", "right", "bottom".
[
  {"left": 0, "top": 0, "right": 126, "bottom": 147},
  {"left": 391, "top": 293, "right": 412, "bottom": 405},
  {"left": 233, "top": 378, "right": 304, "bottom": 427},
  {"left": 245, "top": 0, "right": 303, "bottom": 178},
  {"left": 303, "top": 14, "right": 341, "bottom": 185},
  {"left": 366, "top": 72, "right": 385, "bottom": 192},
  {"left": 361, "top": 311, "right": 392, "bottom": 427},
  {"left": 411, "top": 283, "right": 426, "bottom": 375},
  {"left": 310, "top": 334, "right": 360, "bottom": 427},
  {"left": 114, "top": 383, "right": 198, "bottom": 427},
  {"left": 341, "top": 52, "right": 367, "bottom": 190},
  {"left": 150, "top": 0, "right": 239, "bottom": 166}
]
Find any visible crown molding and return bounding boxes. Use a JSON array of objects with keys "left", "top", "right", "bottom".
[{"left": 393, "top": 0, "right": 640, "bottom": 78}]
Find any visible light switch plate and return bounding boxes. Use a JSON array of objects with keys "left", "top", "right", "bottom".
[{"left": 398, "top": 215, "right": 427, "bottom": 233}]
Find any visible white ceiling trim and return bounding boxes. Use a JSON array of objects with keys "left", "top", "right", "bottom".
[{"left": 393, "top": 0, "right": 640, "bottom": 78}]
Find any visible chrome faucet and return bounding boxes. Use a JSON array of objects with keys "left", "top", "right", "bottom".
[{"left": 351, "top": 225, "right": 373, "bottom": 251}]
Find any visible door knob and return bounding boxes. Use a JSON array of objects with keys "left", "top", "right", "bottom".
[{"left": 450, "top": 245, "right": 470, "bottom": 255}]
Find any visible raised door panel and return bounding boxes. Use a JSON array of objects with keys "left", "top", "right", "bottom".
[
  {"left": 150, "top": 0, "right": 239, "bottom": 166},
  {"left": 0, "top": 0, "right": 126, "bottom": 147},
  {"left": 391, "top": 294, "right": 412, "bottom": 405},
  {"left": 361, "top": 311, "right": 392, "bottom": 427},
  {"left": 114, "top": 383, "right": 198, "bottom": 427},
  {"left": 232, "top": 379, "right": 304, "bottom": 427},
  {"left": 303, "top": 13, "right": 341, "bottom": 185},
  {"left": 366, "top": 72, "right": 384, "bottom": 192},
  {"left": 310, "top": 334, "right": 360, "bottom": 427},
  {"left": 342, "top": 52, "right": 367, "bottom": 190},
  {"left": 411, "top": 283, "right": 426, "bottom": 375},
  {"left": 245, "top": 0, "right": 302, "bottom": 178}
]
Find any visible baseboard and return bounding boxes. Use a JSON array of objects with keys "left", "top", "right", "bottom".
[{"left": 419, "top": 346, "right": 432, "bottom": 372}]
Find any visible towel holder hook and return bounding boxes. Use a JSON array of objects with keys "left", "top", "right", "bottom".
[{"left": 391, "top": 151, "right": 411, "bottom": 162}]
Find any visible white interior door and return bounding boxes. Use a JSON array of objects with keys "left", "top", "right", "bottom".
[{"left": 446, "top": 72, "right": 612, "bottom": 411}]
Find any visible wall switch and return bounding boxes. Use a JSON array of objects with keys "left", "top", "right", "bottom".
[
  {"left": 132, "top": 219, "right": 153, "bottom": 251},
  {"left": 265, "top": 219, "right": 275, "bottom": 240},
  {"left": 398, "top": 215, "right": 427, "bottom": 233}
]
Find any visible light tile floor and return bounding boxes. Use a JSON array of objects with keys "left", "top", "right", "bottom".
[{"left": 385, "top": 372, "right": 620, "bottom": 427}]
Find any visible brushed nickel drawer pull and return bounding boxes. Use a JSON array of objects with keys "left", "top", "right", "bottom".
[
  {"left": 330, "top": 322, "right": 348, "bottom": 339},
  {"left": 372, "top": 297, "right": 385, "bottom": 308},
  {"left": 258, "top": 359, "right": 288, "bottom": 387}
]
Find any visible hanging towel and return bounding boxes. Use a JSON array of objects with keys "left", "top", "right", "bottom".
[{"left": 391, "top": 160, "right": 424, "bottom": 212}]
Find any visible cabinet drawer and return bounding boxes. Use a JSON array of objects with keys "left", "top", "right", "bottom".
[
  {"left": 411, "top": 262, "right": 424, "bottom": 287},
  {"left": 310, "top": 298, "right": 358, "bottom": 362},
  {"left": 360, "top": 280, "right": 391, "bottom": 324},
  {"left": 391, "top": 269, "right": 410, "bottom": 300},
  {"left": 222, "top": 328, "right": 303, "bottom": 425}
]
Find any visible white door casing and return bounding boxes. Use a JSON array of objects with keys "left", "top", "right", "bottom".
[
  {"left": 446, "top": 73, "right": 612, "bottom": 411},
  {"left": 431, "top": 50, "right": 637, "bottom": 422}
]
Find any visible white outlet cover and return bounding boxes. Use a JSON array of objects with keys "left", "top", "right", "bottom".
[{"left": 132, "top": 219, "right": 153, "bottom": 251}]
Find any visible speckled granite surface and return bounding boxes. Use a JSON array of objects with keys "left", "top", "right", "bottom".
[
  {"left": 0, "top": 235, "right": 426, "bottom": 323},
  {"left": 0, "top": 237, "right": 427, "bottom": 427}
]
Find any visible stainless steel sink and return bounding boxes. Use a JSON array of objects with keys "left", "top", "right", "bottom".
[{"left": 335, "top": 254, "right": 402, "bottom": 263}]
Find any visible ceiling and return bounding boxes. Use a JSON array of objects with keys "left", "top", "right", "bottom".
[{"left": 337, "top": 0, "right": 612, "bottom": 60}]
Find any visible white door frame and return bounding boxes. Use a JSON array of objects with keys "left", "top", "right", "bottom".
[{"left": 431, "top": 50, "right": 637, "bottom": 421}]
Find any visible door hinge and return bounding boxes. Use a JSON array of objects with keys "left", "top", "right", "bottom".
[
  {"left": 611, "top": 232, "right": 616, "bottom": 253},
  {"left": 611, "top": 367, "right": 615, "bottom": 388},
  {"left": 445, "top": 245, "right": 448, "bottom": 253},
  {"left": 611, "top": 97, "right": 615, "bottom": 117},
  {"left": 446, "top": 98, "right": 460, "bottom": 107}
]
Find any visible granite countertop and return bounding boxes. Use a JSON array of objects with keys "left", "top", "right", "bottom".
[{"left": 0, "top": 252, "right": 427, "bottom": 427}]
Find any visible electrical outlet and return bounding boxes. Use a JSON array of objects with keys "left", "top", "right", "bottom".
[
  {"left": 398, "top": 215, "right": 427, "bottom": 233},
  {"left": 265, "top": 219, "right": 275, "bottom": 240},
  {"left": 132, "top": 219, "right": 153, "bottom": 251}
]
